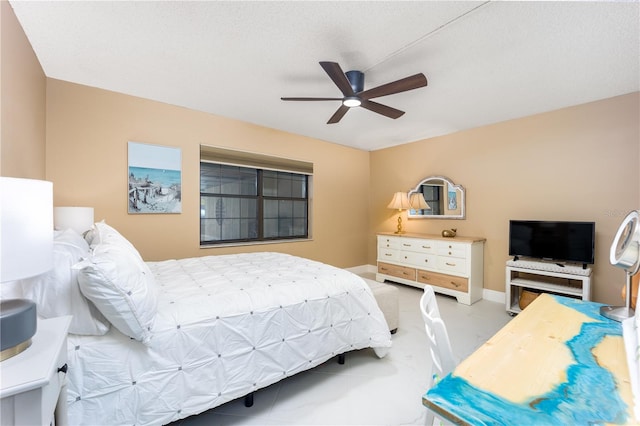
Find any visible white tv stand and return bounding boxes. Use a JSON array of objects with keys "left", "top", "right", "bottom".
[{"left": 505, "top": 259, "right": 592, "bottom": 315}]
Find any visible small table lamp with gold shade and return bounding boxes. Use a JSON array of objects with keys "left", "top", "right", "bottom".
[
  {"left": 387, "top": 192, "right": 412, "bottom": 234},
  {"left": 387, "top": 192, "right": 430, "bottom": 234},
  {"left": 0, "top": 177, "right": 53, "bottom": 361}
]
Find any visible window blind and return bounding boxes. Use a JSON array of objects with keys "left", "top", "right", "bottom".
[{"left": 200, "top": 145, "right": 313, "bottom": 175}]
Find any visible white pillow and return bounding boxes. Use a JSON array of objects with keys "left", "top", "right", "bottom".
[
  {"left": 76, "top": 242, "right": 157, "bottom": 344},
  {"left": 89, "top": 221, "right": 142, "bottom": 259},
  {"left": 21, "top": 229, "right": 110, "bottom": 335}
]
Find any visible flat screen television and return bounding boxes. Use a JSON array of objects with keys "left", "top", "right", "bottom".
[{"left": 508, "top": 220, "right": 595, "bottom": 265}]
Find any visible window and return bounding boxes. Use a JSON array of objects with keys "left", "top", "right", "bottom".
[
  {"left": 200, "top": 146, "right": 312, "bottom": 245},
  {"left": 421, "top": 185, "right": 442, "bottom": 215}
]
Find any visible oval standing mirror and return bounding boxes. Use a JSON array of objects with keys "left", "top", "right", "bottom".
[{"left": 408, "top": 176, "right": 465, "bottom": 219}]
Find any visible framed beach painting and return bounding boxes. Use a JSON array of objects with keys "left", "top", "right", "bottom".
[
  {"left": 128, "top": 141, "right": 182, "bottom": 214},
  {"left": 447, "top": 183, "right": 457, "bottom": 211}
]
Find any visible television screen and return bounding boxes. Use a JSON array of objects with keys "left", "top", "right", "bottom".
[{"left": 509, "top": 220, "right": 595, "bottom": 264}]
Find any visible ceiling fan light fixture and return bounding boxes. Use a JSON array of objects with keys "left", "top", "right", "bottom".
[{"left": 343, "top": 97, "right": 361, "bottom": 108}]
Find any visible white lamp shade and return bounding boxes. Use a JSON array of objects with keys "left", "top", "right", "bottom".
[
  {"left": 0, "top": 177, "right": 53, "bottom": 282},
  {"left": 409, "top": 192, "right": 431, "bottom": 210},
  {"left": 54, "top": 207, "right": 94, "bottom": 235},
  {"left": 387, "top": 192, "right": 412, "bottom": 210}
]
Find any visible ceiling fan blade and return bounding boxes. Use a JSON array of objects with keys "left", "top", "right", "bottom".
[
  {"left": 319, "top": 61, "right": 355, "bottom": 97},
  {"left": 281, "top": 97, "right": 343, "bottom": 101},
  {"left": 327, "top": 105, "right": 350, "bottom": 124},
  {"left": 360, "top": 100, "right": 405, "bottom": 119},
  {"left": 359, "top": 73, "right": 427, "bottom": 100}
]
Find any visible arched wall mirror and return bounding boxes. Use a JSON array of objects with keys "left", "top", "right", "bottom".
[{"left": 408, "top": 176, "right": 465, "bottom": 219}]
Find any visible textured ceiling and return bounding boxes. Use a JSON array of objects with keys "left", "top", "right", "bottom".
[{"left": 9, "top": 1, "right": 640, "bottom": 151}]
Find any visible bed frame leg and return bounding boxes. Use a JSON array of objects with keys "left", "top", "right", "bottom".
[
  {"left": 338, "top": 353, "right": 345, "bottom": 365},
  {"left": 244, "top": 392, "right": 254, "bottom": 407}
]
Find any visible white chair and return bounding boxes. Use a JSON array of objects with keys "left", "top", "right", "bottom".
[{"left": 420, "top": 286, "right": 457, "bottom": 425}]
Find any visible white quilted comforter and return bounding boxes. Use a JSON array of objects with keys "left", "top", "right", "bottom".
[{"left": 66, "top": 252, "right": 392, "bottom": 425}]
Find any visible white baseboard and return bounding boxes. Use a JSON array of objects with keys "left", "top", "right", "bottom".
[
  {"left": 482, "top": 288, "right": 505, "bottom": 304},
  {"left": 345, "top": 264, "right": 377, "bottom": 275},
  {"left": 347, "top": 264, "right": 506, "bottom": 304}
]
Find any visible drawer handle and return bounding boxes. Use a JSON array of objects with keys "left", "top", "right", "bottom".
[
  {"left": 422, "top": 245, "right": 431, "bottom": 249},
  {"left": 424, "top": 259, "right": 429, "bottom": 263},
  {"left": 446, "top": 262, "right": 456, "bottom": 267},
  {"left": 58, "top": 363, "right": 68, "bottom": 374},
  {"left": 385, "top": 253, "right": 392, "bottom": 257},
  {"left": 404, "top": 256, "right": 408, "bottom": 259},
  {"left": 403, "top": 272, "right": 411, "bottom": 276},
  {"left": 380, "top": 267, "right": 388, "bottom": 272},
  {"left": 448, "top": 252, "right": 452, "bottom": 255},
  {"left": 451, "top": 281, "right": 460, "bottom": 287},
  {"left": 403, "top": 243, "right": 411, "bottom": 247},
  {"left": 449, "top": 245, "right": 452, "bottom": 248}
]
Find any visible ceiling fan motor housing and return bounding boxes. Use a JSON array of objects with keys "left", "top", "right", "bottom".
[{"left": 346, "top": 70, "right": 364, "bottom": 93}]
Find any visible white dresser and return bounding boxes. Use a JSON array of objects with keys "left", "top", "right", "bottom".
[{"left": 376, "top": 232, "right": 485, "bottom": 305}]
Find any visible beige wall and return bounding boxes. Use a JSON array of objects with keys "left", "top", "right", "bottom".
[
  {"left": 45, "top": 79, "right": 371, "bottom": 267},
  {"left": 0, "top": 0, "right": 46, "bottom": 179},
  {"left": 4, "top": 2, "right": 640, "bottom": 304},
  {"left": 370, "top": 92, "right": 640, "bottom": 305}
]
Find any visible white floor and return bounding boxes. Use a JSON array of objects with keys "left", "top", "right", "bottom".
[{"left": 173, "top": 278, "right": 512, "bottom": 426}]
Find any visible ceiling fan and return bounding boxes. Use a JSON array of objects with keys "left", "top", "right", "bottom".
[{"left": 281, "top": 61, "right": 428, "bottom": 124}]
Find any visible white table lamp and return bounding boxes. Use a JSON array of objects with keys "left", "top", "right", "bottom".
[{"left": 0, "top": 177, "right": 53, "bottom": 361}]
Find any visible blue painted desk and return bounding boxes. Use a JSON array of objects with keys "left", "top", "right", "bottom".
[{"left": 423, "top": 293, "right": 636, "bottom": 425}]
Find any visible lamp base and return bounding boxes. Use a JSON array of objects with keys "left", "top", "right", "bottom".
[
  {"left": 394, "top": 214, "right": 405, "bottom": 234},
  {"left": 0, "top": 299, "right": 37, "bottom": 362},
  {"left": 599, "top": 305, "right": 635, "bottom": 322},
  {"left": 0, "top": 339, "right": 32, "bottom": 362}
]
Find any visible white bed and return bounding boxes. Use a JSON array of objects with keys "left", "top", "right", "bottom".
[{"left": 22, "top": 224, "right": 392, "bottom": 425}]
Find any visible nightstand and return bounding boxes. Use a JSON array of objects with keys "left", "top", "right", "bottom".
[{"left": 1, "top": 316, "right": 71, "bottom": 426}]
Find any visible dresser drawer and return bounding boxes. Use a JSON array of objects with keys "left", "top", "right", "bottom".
[
  {"left": 436, "top": 241, "right": 467, "bottom": 258},
  {"left": 378, "top": 235, "right": 401, "bottom": 250},
  {"left": 437, "top": 256, "right": 467, "bottom": 275},
  {"left": 399, "top": 238, "right": 437, "bottom": 254},
  {"left": 378, "top": 262, "right": 416, "bottom": 281},
  {"left": 378, "top": 247, "right": 399, "bottom": 262},
  {"left": 418, "top": 269, "right": 469, "bottom": 292},
  {"left": 402, "top": 251, "right": 437, "bottom": 269}
]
